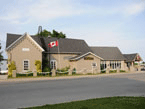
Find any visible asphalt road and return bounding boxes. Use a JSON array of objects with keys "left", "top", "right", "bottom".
[{"left": 0, "top": 73, "right": 145, "bottom": 109}]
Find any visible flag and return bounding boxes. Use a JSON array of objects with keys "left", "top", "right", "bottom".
[{"left": 48, "top": 40, "right": 58, "bottom": 48}]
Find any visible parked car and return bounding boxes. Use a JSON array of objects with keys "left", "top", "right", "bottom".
[{"left": 0, "top": 70, "right": 8, "bottom": 75}]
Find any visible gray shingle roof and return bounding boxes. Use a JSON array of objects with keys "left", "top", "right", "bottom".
[
  {"left": 90, "top": 46, "right": 126, "bottom": 60},
  {"left": 6, "top": 33, "right": 92, "bottom": 54},
  {"left": 6, "top": 33, "right": 21, "bottom": 48},
  {"left": 123, "top": 53, "right": 137, "bottom": 62},
  {"left": 42, "top": 37, "right": 91, "bottom": 53}
]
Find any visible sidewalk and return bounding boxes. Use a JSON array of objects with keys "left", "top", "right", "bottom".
[{"left": 0, "top": 71, "right": 144, "bottom": 83}]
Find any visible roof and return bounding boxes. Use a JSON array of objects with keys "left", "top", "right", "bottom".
[
  {"left": 6, "top": 33, "right": 44, "bottom": 51},
  {"left": 6, "top": 33, "right": 21, "bottom": 48},
  {"left": 6, "top": 33, "right": 92, "bottom": 54},
  {"left": 90, "top": 46, "right": 126, "bottom": 61},
  {"left": 123, "top": 53, "right": 138, "bottom": 62}
]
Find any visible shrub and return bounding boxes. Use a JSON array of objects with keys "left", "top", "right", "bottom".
[
  {"left": 16, "top": 73, "right": 33, "bottom": 77},
  {"left": 109, "top": 70, "right": 117, "bottom": 73},
  {"left": 134, "top": 63, "right": 138, "bottom": 65},
  {"left": 43, "top": 66, "right": 50, "bottom": 72},
  {"left": 101, "top": 70, "right": 106, "bottom": 73},
  {"left": 35, "top": 60, "right": 42, "bottom": 72},
  {"left": 56, "top": 66, "right": 70, "bottom": 76},
  {"left": 56, "top": 72, "right": 68, "bottom": 76},
  {"left": 8, "top": 61, "right": 16, "bottom": 76},
  {"left": 57, "top": 66, "right": 70, "bottom": 72},
  {"left": 37, "top": 72, "right": 50, "bottom": 76},
  {"left": 120, "top": 70, "right": 126, "bottom": 72},
  {"left": 72, "top": 68, "right": 76, "bottom": 75}
]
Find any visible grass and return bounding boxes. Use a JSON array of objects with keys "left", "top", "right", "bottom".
[{"left": 24, "top": 96, "right": 145, "bottom": 109}]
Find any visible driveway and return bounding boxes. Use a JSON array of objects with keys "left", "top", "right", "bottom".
[{"left": 0, "top": 72, "right": 145, "bottom": 109}]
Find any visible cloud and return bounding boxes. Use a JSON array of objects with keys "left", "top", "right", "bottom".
[
  {"left": 0, "top": 0, "right": 95, "bottom": 24},
  {"left": 0, "top": 0, "right": 145, "bottom": 24},
  {"left": 122, "top": 2, "right": 145, "bottom": 16},
  {"left": 27, "top": 0, "right": 96, "bottom": 20}
]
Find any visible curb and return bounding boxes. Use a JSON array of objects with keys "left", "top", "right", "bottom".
[{"left": 0, "top": 72, "right": 144, "bottom": 83}]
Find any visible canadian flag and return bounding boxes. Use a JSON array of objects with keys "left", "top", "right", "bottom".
[{"left": 48, "top": 40, "right": 58, "bottom": 48}]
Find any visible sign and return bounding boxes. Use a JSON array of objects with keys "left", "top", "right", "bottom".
[
  {"left": 84, "top": 57, "right": 94, "bottom": 60},
  {"left": 22, "top": 48, "right": 30, "bottom": 51}
]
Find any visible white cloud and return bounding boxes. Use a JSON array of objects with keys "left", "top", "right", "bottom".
[
  {"left": 122, "top": 2, "right": 145, "bottom": 16},
  {"left": 27, "top": 0, "right": 95, "bottom": 20},
  {"left": 0, "top": 0, "right": 96, "bottom": 24},
  {"left": 0, "top": 0, "right": 145, "bottom": 24}
]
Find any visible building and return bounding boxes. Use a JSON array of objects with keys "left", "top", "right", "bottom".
[{"left": 5, "top": 33, "right": 143, "bottom": 73}]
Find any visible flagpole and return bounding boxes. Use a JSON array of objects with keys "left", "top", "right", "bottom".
[
  {"left": 57, "top": 39, "right": 61, "bottom": 69},
  {"left": 49, "top": 42, "right": 51, "bottom": 70}
]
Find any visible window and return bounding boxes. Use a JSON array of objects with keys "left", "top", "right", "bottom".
[
  {"left": 92, "top": 63, "right": 97, "bottom": 67},
  {"left": 100, "top": 61, "right": 106, "bottom": 70},
  {"left": 50, "top": 60, "right": 57, "bottom": 69},
  {"left": 110, "top": 61, "right": 121, "bottom": 69},
  {"left": 23, "top": 60, "right": 29, "bottom": 70}
]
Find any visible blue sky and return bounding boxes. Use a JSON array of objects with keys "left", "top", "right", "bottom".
[{"left": 0, "top": 0, "right": 145, "bottom": 60}]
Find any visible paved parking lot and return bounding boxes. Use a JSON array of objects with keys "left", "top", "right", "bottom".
[{"left": 0, "top": 72, "right": 145, "bottom": 109}]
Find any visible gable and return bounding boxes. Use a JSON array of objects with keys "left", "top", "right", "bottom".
[
  {"left": 70, "top": 52, "right": 104, "bottom": 61},
  {"left": 123, "top": 53, "right": 143, "bottom": 62},
  {"left": 6, "top": 33, "right": 44, "bottom": 52},
  {"left": 6, "top": 33, "right": 92, "bottom": 54}
]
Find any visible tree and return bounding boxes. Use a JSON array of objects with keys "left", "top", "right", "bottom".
[
  {"left": 0, "top": 42, "right": 3, "bottom": 73},
  {"left": 0, "top": 42, "right": 3, "bottom": 62},
  {"left": 37, "top": 29, "right": 52, "bottom": 37},
  {"left": 36, "top": 29, "right": 66, "bottom": 38}
]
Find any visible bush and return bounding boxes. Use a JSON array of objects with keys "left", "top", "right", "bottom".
[
  {"left": 56, "top": 66, "right": 70, "bottom": 76},
  {"left": 35, "top": 60, "right": 42, "bottom": 72},
  {"left": 56, "top": 72, "right": 68, "bottom": 76},
  {"left": 101, "top": 70, "right": 106, "bottom": 73},
  {"left": 43, "top": 66, "right": 50, "bottom": 72},
  {"left": 16, "top": 73, "right": 33, "bottom": 77},
  {"left": 72, "top": 68, "right": 76, "bottom": 75},
  {"left": 109, "top": 70, "right": 117, "bottom": 73},
  {"left": 37, "top": 72, "right": 50, "bottom": 76},
  {"left": 120, "top": 70, "right": 126, "bottom": 72},
  {"left": 8, "top": 61, "right": 16, "bottom": 77},
  {"left": 134, "top": 63, "right": 138, "bottom": 65},
  {"left": 57, "top": 66, "right": 70, "bottom": 73},
  {"left": 87, "top": 73, "right": 93, "bottom": 75},
  {"left": 16, "top": 72, "right": 51, "bottom": 77}
]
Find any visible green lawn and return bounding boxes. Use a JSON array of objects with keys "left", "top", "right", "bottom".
[{"left": 25, "top": 96, "right": 145, "bottom": 109}]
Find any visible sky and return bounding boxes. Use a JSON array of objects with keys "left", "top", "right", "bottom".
[{"left": 0, "top": 0, "right": 145, "bottom": 60}]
